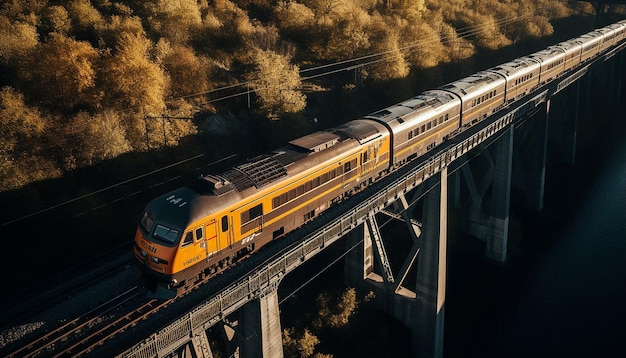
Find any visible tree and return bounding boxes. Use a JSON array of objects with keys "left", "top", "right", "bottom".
[
  {"left": 64, "top": 111, "right": 132, "bottom": 168},
  {"left": 100, "top": 32, "right": 167, "bottom": 148},
  {"left": 161, "top": 43, "right": 210, "bottom": 98},
  {"left": 248, "top": 49, "right": 306, "bottom": 120},
  {"left": 283, "top": 328, "right": 322, "bottom": 358},
  {"left": 17, "top": 33, "right": 101, "bottom": 111},
  {"left": 314, "top": 287, "right": 358, "bottom": 328},
  {"left": 0, "top": 16, "right": 39, "bottom": 65},
  {"left": 40, "top": 5, "right": 72, "bottom": 35},
  {"left": 0, "top": 86, "right": 61, "bottom": 190},
  {"left": 142, "top": 0, "right": 203, "bottom": 44},
  {"left": 364, "top": 14, "right": 410, "bottom": 81},
  {"left": 275, "top": 1, "right": 315, "bottom": 31},
  {"left": 0, "top": 87, "right": 45, "bottom": 155}
]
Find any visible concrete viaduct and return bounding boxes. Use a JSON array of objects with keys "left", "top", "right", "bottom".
[{"left": 113, "top": 24, "right": 626, "bottom": 358}]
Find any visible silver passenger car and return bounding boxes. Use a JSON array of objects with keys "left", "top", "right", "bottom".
[
  {"left": 487, "top": 57, "right": 541, "bottom": 102},
  {"left": 439, "top": 71, "right": 506, "bottom": 127},
  {"left": 523, "top": 47, "right": 565, "bottom": 85},
  {"left": 361, "top": 90, "right": 461, "bottom": 165}
]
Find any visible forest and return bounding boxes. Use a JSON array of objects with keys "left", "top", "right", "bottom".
[{"left": 0, "top": 0, "right": 591, "bottom": 191}]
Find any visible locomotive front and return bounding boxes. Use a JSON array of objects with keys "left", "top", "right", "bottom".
[{"left": 134, "top": 186, "right": 196, "bottom": 285}]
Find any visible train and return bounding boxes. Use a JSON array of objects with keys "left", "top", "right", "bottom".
[{"left": 134, "top": 20, "right": 626, "bottom": 294}]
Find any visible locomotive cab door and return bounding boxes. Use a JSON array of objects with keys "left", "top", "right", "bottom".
[
  {"left": 219, "top": 215, "right": 233, "bottom": 248},
  {"left": 205, "top": 221, "right": 218, "bottom": 259}
]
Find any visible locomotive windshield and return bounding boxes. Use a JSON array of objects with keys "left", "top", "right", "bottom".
[{"left": 153, "top": 224, "right": 180, "bottom": 244}]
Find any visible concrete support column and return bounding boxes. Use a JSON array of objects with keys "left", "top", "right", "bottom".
[
  {"left": 485, "top": 126, "right": 513, "bottom": 263},
  {"left": 452, "top": 167, "right": 461, "bottom": 209},
  {"left": 562, "top": 81, "right": 580, "bottom": 164},
  {"left": 527, "top": 100, "right": 550, "bottom": 210},
  {"left": 413, "top": 166, "right": 448, "bottom": 358},
  {"left": 239, "top": 289, "right": 284, "bottom": 358}
]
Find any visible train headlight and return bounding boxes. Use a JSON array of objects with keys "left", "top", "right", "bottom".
[
  {"left": 141, "top": 249, "right": 147, "bottom": 257},
  {"left": 152, "top": 256, "right": 160, "bottom": 263}
]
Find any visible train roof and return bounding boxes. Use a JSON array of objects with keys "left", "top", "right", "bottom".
[
  {"left": 439, "top": 71, "right": 504, "bottom": 97},
  {"left": 525, "top": 47, "right": 566, "bottom": 63},
  {"left": 361, "top": 90, "right": 459, "bottom": 130},
  {"left": 487, "top": 57, "right": 540, "bottom": 77}
]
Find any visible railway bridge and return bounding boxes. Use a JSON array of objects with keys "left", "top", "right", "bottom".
[{"left": 113, "top": 32, "right": 626, "bottom": 358}]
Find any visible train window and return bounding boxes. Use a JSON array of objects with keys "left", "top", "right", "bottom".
[
  {"left": 439, "top": 116, "right": 444, "bottom": 124},
  {"left": 222, "top": 216, "right": 229, "bottom": 232},
  {"left": 140, "top": 211, "right": 154, "bottom": 233},
  {"left": 288, "top": 189, "right": 297, "bottom": 200},
  {"left": 241, "top": 204, "right": 263, "bottom": 224},
  {"left": 195, "top": 227, "right": 203, "bottom": 240},
  {"left": 297, "top": 184, "right": 305, "bottom": 195},
  {"left": 154, "top": 224, "right": 179, "bottom": 244},
  {"left": 445, "top": 113, "right": 449, "bottom": 121},
  {"left": 414, "top": 128, "right": 419, "bottom": 137},
  {"left": 421, "top": 125, "right": 426, "bottom": 133},
  {"left": 408, "top": 131, "right": 413, "bottom": 140},
  {"left": 182, "top": 232, "right": 193, "bottom": 247}
]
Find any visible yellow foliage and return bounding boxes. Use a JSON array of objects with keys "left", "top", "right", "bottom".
[
  {"left": 143, "top": 0, "right": 203, "bottom": 44},
  {"left": 66, "top": 0, "right": 105, "bottom": 30},
  {"left": 283, "top": 327, "right": 322, "bottom": 358},
  {"left": 0, "top": 16, "right": 39, "bottom": 64},
  {"left": 315, "top": 287, "right": 358, "bottom": 328},
  {"left": 276, "top": 2, "right": 316, "bottom": 30},
  {"left": 248, "top": 49, "right": 306, "bottom": 119},
  {"left": 162, "top": 45, "right": 210, "bottom": 98},
  {"left": 17, "top": 33, "right": 100, "bottom": 109},
  {"left": 41, "top": 5, "right": 72, "bottom": 35}
]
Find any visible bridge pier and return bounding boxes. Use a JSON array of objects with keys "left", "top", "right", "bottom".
[
  {"left": 523, "top": 100, "right": 550, "bottom": 211},
  {"left": 239, "top": 289, "right": 284, "bottom": 358},
  {"left": 484, "top": 125, "right": 513, "bottom": 263},
  {"left": 345, "top": 167, "right": 448, "bottom": 358}
]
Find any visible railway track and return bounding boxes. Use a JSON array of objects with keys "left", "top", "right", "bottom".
[
  {"left": 4, "top": 261, "right": 227, "bottom": 357},
  {"left": 6, "top": 287, "right": 148, "bottom": 357}
]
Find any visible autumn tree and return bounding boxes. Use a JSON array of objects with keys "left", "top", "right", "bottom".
[
  {"left": 283, "top": 328, "right": 322, "bottom": 358},
  {"left": 0, "top": 16, "right": 39, "bottom": 65},
  {"left": 17, "top": 33, "right": 101, "bottom": 111},
  {"left": 64, "top": 111, "right": 132, "bottom": 168},
  {"left": 314, "top": 287, "right": 358, "bottom": 328},
  {"left": 40, "top": 5, "right": 72, "bottom": 36},
  {"left": 0, "top": 87, "right": 61, "bottom": 190},
  {"left": 160, "top": 43, "right": 210, "bottom": 99},
  {"left": 248, "top": 49, "right": 306, "bottom": 120},
  {"left": 100, "top": 32, "right": 168, "bottom": 148},
  {"left": 363, "top": 14, "right": 410, "bottom": 81},
  {"left": 142, "top": 0, "right": 203, "bottom": 44}
]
